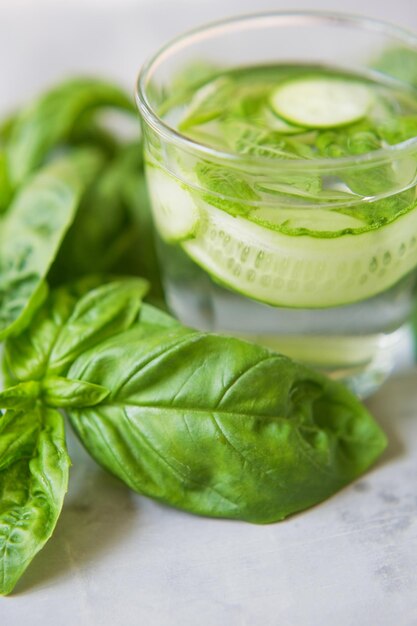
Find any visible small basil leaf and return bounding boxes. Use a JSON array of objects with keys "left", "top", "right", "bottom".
[
  {"left": 3, "top": 278, "right": 148, "bottom": 382},
  {"left": 178, "top": 77, "right": 235, "bottom": 130},
  {"left": 7, "top": 78, "right": 135, "bottom": 186},
  {"left": 1, "top": 357, "right": 15, "bottom": 390},
  {"left": 0, "top": 406, "right": 70, "bottom": 596},
  {"left": 0, "top": 382, "right": 41, "bottom": 410},
  {"left": 0, "top": 410, "right": 42, "bottom": 471},
  {"left": 67, "top": 330, "right": 386, "bottom": 524},
  {"left": 48, "top": 278, "right": 148, "bottom": 375},
  {"left": 376, "top": 115, "right": 417, "bottom": 145},
  {"left": 315, "top": 125, "right": 397, "bottom": 199},
  {"left": 196, "top": 162, "right": 259, "bottom": 216},
  {"left": 223, "top": 120, "right": 314, "bottom": 159},
  {"left": 0, "top": 148, "right": 104, "bottom": 341},
  {"left": 42, "top": 376, "right": 109, "bottom": 408},
  {"left": 2, "top": 276, "right": 108, "bottom": 384},
  {"left": 139, "top": 303, "right": 180, "bottom": 329},
  {"left": 170, "top": 61, "right": 220, "bottom": 96}
]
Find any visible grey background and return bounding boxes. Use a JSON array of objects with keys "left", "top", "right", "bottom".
[{"left": 1, "top": 1, "right": 417, "bottom": 624}]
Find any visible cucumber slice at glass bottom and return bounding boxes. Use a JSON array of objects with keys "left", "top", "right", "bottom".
[
  {"left": 146, "top": 167, "right": 417, "bottom": 308},
  {"left": 182, "top": 199, "right": 417, "bottom": 308}
]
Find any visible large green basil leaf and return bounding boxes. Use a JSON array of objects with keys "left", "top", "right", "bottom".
[
  {"left": 67, "top": 328, "right": 387, "bottom": 524},
  {"left": 0, "top": 406, "right": 70, "bottom": 595},
  {"left": 3, "top": 278, "right": 148, "bottom": 383},
  {"left": 7, "top": 78, "right": 135, "bottom": 186},
  {"left": 0, "top": 148, "right": 104, "bottom": 341}
]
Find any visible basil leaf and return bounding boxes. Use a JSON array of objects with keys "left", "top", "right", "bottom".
[
  {"left": 315, "top": 125, "right": 406, "bottom": 208},
  {"left": 373, "top": 47, "right": 417, "bottom": 87},
  {"left": 377, "top": 115, "right": 417, "bottom": 145},
  {"left": 67, "top": 329, "right": 386, "bottom": 523},
  {"left": 0, "top": 113, "right": 17, "bottom": 146},
  {"left": 48, "top": 278, "right": 148, "bottom": 374},
  {"left": 3, "top": 278, "right": 101, "bottom": 384},
  {"left": 50, "top": 143, "right": 163, "bottom": 306},
  {"left": 7, "top": 78, "right": 135, "bottom": 186},
  {"left": 0, "top": 382, "right": 40, "bottom": 410},
  {"left": 0, "top": 151, "right": 12, "bottom": 214},
  {"left": 336, "top": 188, "right": 415, "bottom": 228},
  {"left": 0, "top": 406, "right": 70, "bottom": 596},
  {"left": 223, "top": 120, "right": 314, "bottom": 159},
  {"left": 42, "top": 376, "right": 109, "bottom": 408},
  {"left": 139, "top": 303, "right": 180, "bottom": 329},
  {"left": 0, "top": 148, "right": 104, "bottom": 340},
  {"left": 170, "top": 61, "right": 221, "bottom": 94},
  {"left": 121, "top": 159, "right": 165, "bottom": 306},
  {"left": 196, "top": 162, "right": 259, "bottom": 216},
  {"left": 178, "top": 77, "right": 235, "bottom": 131},
  {"left": 3, "top": 278, "right": 148, "bottom": 382},
  {"left": 0, "top": 409, "right": 41, "bottom": 471},
  {"left": 0, "top": 378, "right": 108, "bottom": 410},
  {"left": 50, "top": 147, "right": 137, "bottom": 281}
]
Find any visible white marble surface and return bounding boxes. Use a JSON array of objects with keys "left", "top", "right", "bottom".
[
  {"left": 1, "top": 369, "right": 416, "bottom": 625},
  {"left": 1, "top": 1, "right": 417, "bottom": 624}
]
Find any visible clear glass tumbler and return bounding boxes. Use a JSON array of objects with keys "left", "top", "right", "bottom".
[{"left": 136, "top": 12, "right": 417, "bottom": 396}]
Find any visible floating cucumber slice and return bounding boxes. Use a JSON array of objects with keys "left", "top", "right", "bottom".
[
  {"left": 264, "top": 107, "right": 306, "bottom": 134},
  {"left": 146, "top": 166, "right": 200, "bottom": 243},
  {"left": 270, "top": 77, "right": 373, "bottom": 129},
  {"left": 182, "top": 198, "right": 417, "bottom": 308}
]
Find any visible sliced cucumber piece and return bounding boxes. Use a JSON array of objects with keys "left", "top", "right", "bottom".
[
  {"left": 270, "top": 77, "right": 373, "bottom": 129},
  {"left": 264, "top": 107, "right": 306, "bottom": 134},
  {"left": 146, "top": 165, "right": 199, "bottom": 243},
  {"left": 251, "top": 206, "right": 364, "bottom": 233},
  {"left": 182, "top": 197, "right": 417, "bottom": 308}
]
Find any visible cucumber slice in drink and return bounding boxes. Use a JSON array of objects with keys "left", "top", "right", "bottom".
[
  {"left": 146, "top": 165, "right": 200, "bottom": 242},
  {"left": 182, "top": 198, "right": 417, "bottom": 308},
  {"left": 251, "top": 206, "right": 364, "bottom": 233},
  {"left": 264, "top": 107, "right": 306, "bottom": 134},
  {"left": 270, "top": 77, "right": 373, "bottom": 129}
]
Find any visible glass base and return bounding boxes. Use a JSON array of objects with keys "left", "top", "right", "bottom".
[
  {"left": 166, "top": 274, "right": 415, "bottom": 398},
  {"left": 233, "top": 329, "right": 410, "bottom": 398}
]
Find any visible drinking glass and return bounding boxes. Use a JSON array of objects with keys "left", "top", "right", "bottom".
[{"left": 136, "top": 12, "right": 417, "bottom": 396}]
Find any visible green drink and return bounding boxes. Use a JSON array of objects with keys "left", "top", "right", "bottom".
[{"left": 137, "top": 13, "right": 417, "bottom": 395}]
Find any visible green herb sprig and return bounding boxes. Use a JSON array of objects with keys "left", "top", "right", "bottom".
[{"left": 0, "top": 77, "right": 387, "bottom": 597}]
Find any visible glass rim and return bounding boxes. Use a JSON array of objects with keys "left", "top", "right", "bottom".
[{"left": 136, "top": 10, "right": 417, "bottom": 169}]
